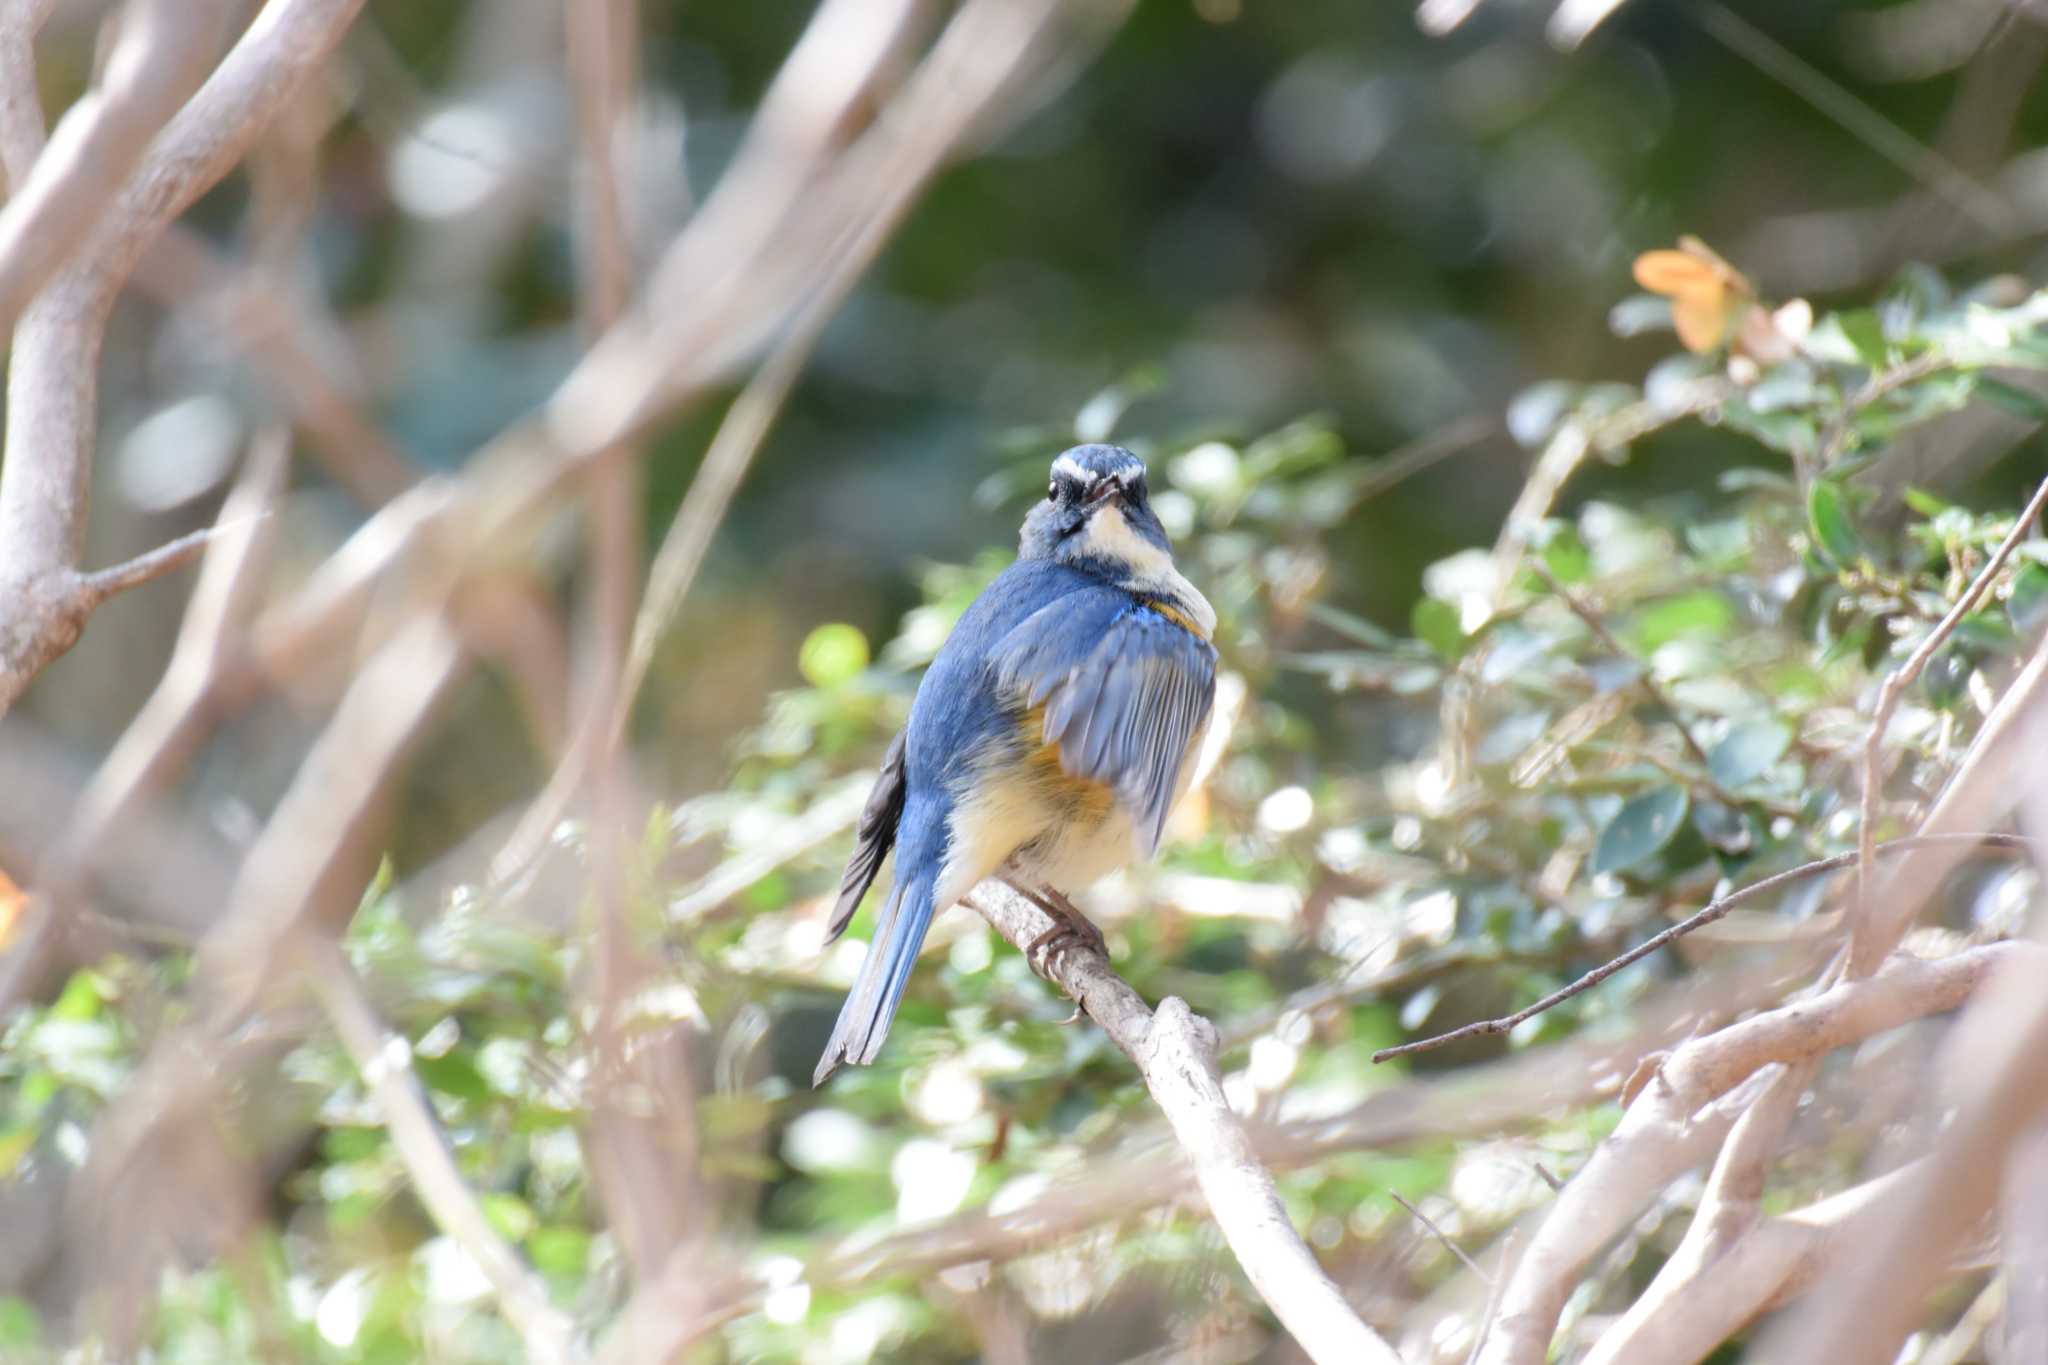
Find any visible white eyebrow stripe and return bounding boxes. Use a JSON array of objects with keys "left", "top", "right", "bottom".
[{"left": 1051, "top": 453, "right": 1093, "bottom": 482}]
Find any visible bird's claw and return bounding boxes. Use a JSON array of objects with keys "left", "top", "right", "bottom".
[{"left": 1012, "top": 882, "right": 1108, "bottom": 981}]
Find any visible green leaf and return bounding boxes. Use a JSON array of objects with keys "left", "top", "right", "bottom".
[
  {"left": 1806, "top": 479, "right": 1860, "bottom": 566},
  {"left": 411, "top": 1050, "right": 490, "bottom": 1104},
  {"left": 1631, "top": 591, "right": 1735, "bottom": 650},
  {"left": 1536, "top": 523, "right": 1592, "bottom": 584},
  {"left": 1709, "top": 720, "right": 1792, "bottom": 790},
  {"left": 1836, "top": 309, "right": 1888, "bottom": 368},
  {"left": 1591, "top": 786, "right": 1690, "bottom": 876},
  {"left": 0, "top": 1297, "right": 39, "bottom": 1349},
  {"left": 1411, "top": 597, "right": 1467, "bottom": 661},
  {"left": 1902, "top": 487, "right": 1953, "bottom": 518},
  {"left": 481, "top": 1193, "right": 537, "bottom": 1241},
  {"left": 49, "top": 970, "right": 105, "bottom": 1022},
  {"left": 1972, "top": 376, "right": 2048, "bottom": 423},
  {"left": 529, "top": 1227, "right": 591, "bottom": 1277},
  {"left": 2010, "top": 563, "right": 2048, "bottom": 637},
  {"left": 798, "top": 623, "right": 870, "bottom": 688}
]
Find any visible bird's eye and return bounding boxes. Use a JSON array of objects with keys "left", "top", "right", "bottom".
[{"left": 1047, "top": 482, "right": 1057, "bottom": 502}]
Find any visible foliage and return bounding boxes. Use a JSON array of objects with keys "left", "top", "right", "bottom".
[{"left": 5, "top": 251, "right": 2047, "bottom": 1358}]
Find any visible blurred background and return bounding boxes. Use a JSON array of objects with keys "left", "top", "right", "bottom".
[{"left": 5, "top": 0, "right": 2048, "bottom": 1361}]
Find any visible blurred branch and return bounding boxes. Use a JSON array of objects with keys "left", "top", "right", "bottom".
[
  {"left": 0, "top": 0, "right": 234, "bottom": 331},
  {"left": 77, "top": 612, "right": 463, "bottom": 1334},
  {"left": 1853, "top": 474, "right": 2048, "bottom": 964},
  {"left": 493, "top": 0, "right": 930, "bottom": 880},
  {"left": 71, "top": 514, "right": 265, "bottom": 606},
  {"left": 308, "top": 941, "right": 582, "bottom": 1365},
  {"left": 643, "top": 944, "right": 1805, "bottom": 1347},
  {"left": 1373, "top": 832, "right": 2032, "bottom": 1064},
  {"left": 1530, "top": 560, "right": 1717, "bottom": 775},
  {"left": 1473, "top": 940, "right": 2038, "bottom": 1365},
  {"left": 1761, "top": 910, "right": 2048, "bottom": 1359},
  {"left": 0, "top": 0, "right": 371, "bottom": 718},
  {"left": 1694, "top": 4, "right": 2013, "bottom": 236},
  {"left": 967, "top": 880, "right": 1402, "bottom": 1365},
  {"left": 1582, "top": 1142, "right": 1922, "bottom": 1364},
  {"left": 48, "top": 432, "right": 288, "bottom": 884},
  {"left": 0, "top": 0, "right": 57, "bottom": 187},
  {"left": 134, "top": 226, "right": 420, "bottom": 506}
]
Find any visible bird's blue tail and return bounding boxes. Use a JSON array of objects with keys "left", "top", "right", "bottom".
[{"left": 812, "top": 867, "right": 938, "bottom": 1085}]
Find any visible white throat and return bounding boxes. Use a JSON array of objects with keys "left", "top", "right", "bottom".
[{"left": 1077, "top": 505, "right": 1217, "bottom": 636}]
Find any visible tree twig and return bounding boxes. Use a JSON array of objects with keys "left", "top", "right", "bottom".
[
  {"left": 1853, "top": 472, "right": 2048, "bottom": 965},
  {"left": 1393, "top": 1190, "right": 1490, "bottom": 1284},
  {"left": 73, "top": 514, "right": 271, "bottom": 606},
  {"left": 307, "top": 941, "right": 582, "bottom": 1365},
  {"left": 1530, "top": 559, "right": 1717, "bottom": 776},
  {"left": 966, "top": 880, "right": 1402, "bottom": 1365},
  {"left": 1375, "top": 832, "right": 2033, "bottom": 1064}
]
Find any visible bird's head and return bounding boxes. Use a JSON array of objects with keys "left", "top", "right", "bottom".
[{"left": 1019, "top": 444, "right": 1173, "bottom": 570}]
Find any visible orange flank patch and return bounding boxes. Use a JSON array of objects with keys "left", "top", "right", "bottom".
[
  {"left": 1019, "top": 704, "right": 1115, "bottom": 818},
  {"left": 1142, "top": 599, "right": 1209, "bottom": 640}
]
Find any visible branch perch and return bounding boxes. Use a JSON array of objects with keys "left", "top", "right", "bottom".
[{"left": 967, "top": 879, "right": 1402, "bottom": 1365}]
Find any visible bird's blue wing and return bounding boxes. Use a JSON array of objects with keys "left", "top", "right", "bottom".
[{"left": 991, "top": 592, "right": 1217, "bottom": 852}]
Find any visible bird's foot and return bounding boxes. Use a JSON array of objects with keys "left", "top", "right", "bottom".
[{"left": 1010, "top": 882, "right": 1108, "bottom": 979}]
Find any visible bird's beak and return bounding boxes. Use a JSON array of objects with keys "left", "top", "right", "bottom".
[{"left": 1084, "top": 479, "right": 1122, "bottom": 507}]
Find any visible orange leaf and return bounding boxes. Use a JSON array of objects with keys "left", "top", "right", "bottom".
[{"left": 0, "top": 866, "right": 23, "bottom": 948}]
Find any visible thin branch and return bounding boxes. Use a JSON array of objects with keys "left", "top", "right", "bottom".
[
  {"left": 73, "top": 514, "right": 271, "bottom": 607},
  {"left": 1375, "top": 832, "right": 2033, "bottom": 1064},
  {"left": 1393, "top": 1191, "right": 1490, "bottom": 1284},
  {"left": 1531, "top": 559, "right": 1717, "bottom": 775},
  {"left": 1853, "top": 473, "right": 2048, "bottom": 967},
  {"left": 1345, "top": 414, "right": 1496, "bottom": 506},
  {"left": 307, "top": 942, "right": 581, "bottom": 1365},
  {"left": 965, "top": 880, "right": 1402, "bottom": 1365},
  {"left": 1852, "top": 631, "right": 2048, "bottom": 974},
  {"left": 50, "top": 431, "right": 288, "bottom": 883},
  {"left": 1695, "top": 4, "right": 2013, "bottom": 236},
  {"left": 1817, "top": 350, "right": 1954, "bottom": 472}
]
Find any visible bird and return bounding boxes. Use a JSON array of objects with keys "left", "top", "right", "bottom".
[{"left": 814, "top": 443, "right": 1218, "bottom": 1086}]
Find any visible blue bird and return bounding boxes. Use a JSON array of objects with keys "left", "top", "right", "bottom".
[{"left": 814, "top": 444, "right": 1218, "bottom": 1085}]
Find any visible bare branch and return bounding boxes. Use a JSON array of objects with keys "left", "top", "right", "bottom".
[
  {"left": 1581, "top": 1154, "right": 1923, "bottom": 1365},
  {"left": 0, "top": 0, "right": 234, "bottom": 329},
  {"left": 1375, "top": 832, "right": 2033, "bottom": 1064},
  {"left": 50, "top": 430, "right": 288, "bottom": 882},
  {"left": 0, "top": 0, "right": 57, "bottom": 187},
  {"left": 1758, "top": 930, "right": 2048, "bottom": 1361},
  {"left": 0, "top": 0, "right": 372, "bottom": 718},
  {"left": 72, "top": 512, "right": 270, "bottom": 607},
  {"left": 1393, "top": 1191, "right": 1490, "bottom": 1284},
  {"left": 307, "top": 942, "right": 582, "bottom": 1365},
  {"left": 1474, "top": 940, "right": 2038, "bottom": 1365},
  {"left": 966, "top": 880, "right": 1402, "bottom": 1365}
]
